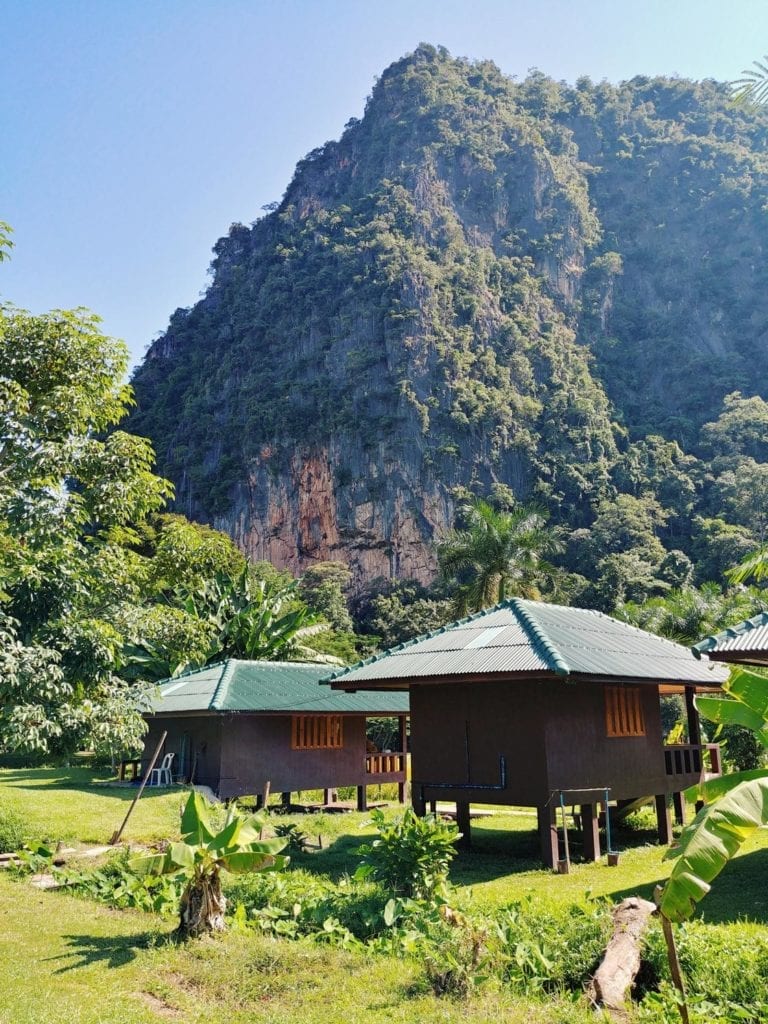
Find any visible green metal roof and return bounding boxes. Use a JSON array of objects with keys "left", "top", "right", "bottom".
[
  {"left": 694, "top": 610, "right": 768, "bottom": 659},
  {"left": 325, "top": 599, "right": 728, "bottom": 688},
  {"left": 150, "top": 660, "right": 409, "bottom": 715}
]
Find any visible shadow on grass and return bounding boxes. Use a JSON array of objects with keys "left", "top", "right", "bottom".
[
  {"left": 49, "top": 930, "right": 178, "bottom": 973},
  {"left": 288, "top": 833, "right": 369, "bottom": 881},
  {"left": 607, "top": 845, "right": 768, "bottom": 925}
]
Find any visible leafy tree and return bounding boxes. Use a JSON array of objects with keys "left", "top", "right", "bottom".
[
  {"left": 0, "top": 296, "right": 172, "bottom": 756},
  {"left": 437, "top": 496, "right": 564, "bottom": 613},
  {"left": 298, "top": 561, "right": 353, "bottom": 632}
]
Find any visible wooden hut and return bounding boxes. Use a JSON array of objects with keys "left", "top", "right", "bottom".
[
  {"left": 143, "top": 659, "right": 408, "bottom": 805},
  {"left": 327, "top": 599, "right": 727, "bottom": 866}
]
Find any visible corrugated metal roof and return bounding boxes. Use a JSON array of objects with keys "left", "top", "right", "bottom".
[
  {"left": 150, "top": 660, "right": 408, "bottom": 715},
  {"left": 694, "top": 612, "right": 768, "bottom": 657},
  {"left": 325, "top": 599, "right": 728, "bottom": 688}
]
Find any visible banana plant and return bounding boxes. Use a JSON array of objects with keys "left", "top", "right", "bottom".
[
  {"left": 131, "top": 790, "right": 288, "bottom": 937},
  {"left": 655, "top": 667, "right": 768, "bottom": 1021}
]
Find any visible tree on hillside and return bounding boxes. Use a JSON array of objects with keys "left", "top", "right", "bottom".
[{"left": 437, "top": 495, "right": 564, "bottom": 613}]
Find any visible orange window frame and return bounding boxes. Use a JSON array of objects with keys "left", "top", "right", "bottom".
[
  {"left": 291, "top": 715, "right": 344, "bottom": 750},
  {"left": 605, "top": 686, "right": 646, "bottom": 738}
]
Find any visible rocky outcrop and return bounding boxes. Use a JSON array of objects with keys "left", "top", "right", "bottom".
[{"left": 128, "top": 47, "right": 768, "bottom": 586}]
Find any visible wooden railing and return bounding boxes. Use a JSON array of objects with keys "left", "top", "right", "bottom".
[
  {"left": 366, "top": 752, "right": 405, "bottom": 776},
  {"left": 664, "top": 743, "right": 721, "bottom": 779}
]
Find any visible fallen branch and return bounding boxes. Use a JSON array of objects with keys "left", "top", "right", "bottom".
[{"left": 587, "top": 896, "right": 657, "bottom": 1021}]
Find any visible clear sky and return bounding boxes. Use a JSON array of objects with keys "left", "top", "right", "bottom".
[{"left": 3, "top": 0, "right": 768, "bottom": 370}]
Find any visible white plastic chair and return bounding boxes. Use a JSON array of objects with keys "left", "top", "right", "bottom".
[{"left": 150, "top": 752, "right": 175, "bottom": 787}]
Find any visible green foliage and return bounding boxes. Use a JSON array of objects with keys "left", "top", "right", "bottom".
[
  {"left": 59, "top": 850, "right": 181, "bottom": 916},
  {"left": 658, "top": 668, "right": 768, "bottom": 923},
  {"left": 438, "top": 495, "right": 564, "bottom": 612},
  {"left": 355, "top": 807, "right": 460, "bottom": 901},
  {"left": 0, "top": 293, "right": 173, "bottom": 756},
  {"left": 641, "top": 921, "right": 768, "bottom": 1020},
  {"left": 131, "top": 790, "right": 288, "bottom": 936}
]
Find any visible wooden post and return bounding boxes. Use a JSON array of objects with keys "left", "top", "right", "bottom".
[
  {"left": 412, "top": 786, "right": 425, "bottom": 816},
  {"left": 581, "top": 803, "right": 601, "bottom": 862},
  {"left": 281, "top": 791, "right": 291, "bottom": 809},
  {"left": 654, "top": 886, "right": 690, "bottom": 1024},
  {"left": 537, "top": 803, "right": 558, "bottom": 869},
  {"left": 685, "top": 686, "right": 701, "bottom": 746},
  {"left": 398, "top": 715, "right": 407, "bottom": 805},
  {"left": 109, "top": 730, "right": 167, "bottom": 846},
  {"left": 356, "top": 784, "right": 368, "bottom": 812},
  {"left": 455, "top": 800, "right": 471, "bottom": 849},
  {"left": 655, "top": 793, "right": 673, "bottom": 846},
  {"left": 672, "top": 790, "right": 685, "bottom": 826}
]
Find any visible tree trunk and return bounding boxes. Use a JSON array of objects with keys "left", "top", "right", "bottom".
[
  {"left": 178, "top": 872, "right": 226, "bottom": 937},
  {"left": 587, "top": 896, "right": 656, "bottom": 1020}
]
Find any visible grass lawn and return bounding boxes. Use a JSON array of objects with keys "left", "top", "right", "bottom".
[
  {"left": 0, "top": 767, "right": 184, "bottom": 845},
  {"left": 0, "top": 875, "right": 592, "bottom": 1024},
  {"left": 2, "top": 768, "right": 768, "bottom": 1023}
]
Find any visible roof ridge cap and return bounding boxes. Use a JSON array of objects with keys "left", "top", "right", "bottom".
[
  {"left": 693, "top": 607, "right": 768, "bottom": 655},
  {"left": 511, "top": 598, "right": 570, "bottom": 676},
  {"left": 211, "top": 659, "right": 236, "bottom": 710}
]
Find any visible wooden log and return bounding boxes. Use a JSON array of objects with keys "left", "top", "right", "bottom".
[{"left": 587, "top": 896, "right": 657, "bottom": 1020}]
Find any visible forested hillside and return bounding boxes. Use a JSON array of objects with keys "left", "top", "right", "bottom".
[{"left": 129, "top": 44, "right": 768, "bottom": 607}]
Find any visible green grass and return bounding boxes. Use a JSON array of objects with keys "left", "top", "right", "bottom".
[
  {"left": 0, "top": 767, "right": 184, "bottom": 845},
  {"left": 3, "top": 768, "right": 768, "bottom": 1023},
  {"left": 0, "top": 875, "right": 592, "bottom": 1024}
]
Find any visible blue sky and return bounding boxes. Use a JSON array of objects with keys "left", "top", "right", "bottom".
[{"left": 3, "top": 0, "right": 768, "bottom": 370}]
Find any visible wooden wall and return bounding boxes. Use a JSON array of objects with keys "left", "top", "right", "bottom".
[{"left": 411, "top": 677, "right": 667, "bottom": 808}]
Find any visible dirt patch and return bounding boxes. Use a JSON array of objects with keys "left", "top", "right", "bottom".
[{"left": 137, "top": 991, "right": 181, "bottom": 1020}]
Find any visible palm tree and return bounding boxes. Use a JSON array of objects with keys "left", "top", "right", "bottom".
[
  {"left": 437, "top": 497, "right": 563, "bottom": 613},
  {"left": 732, "top": 56, "right": 768, "bottom": 105}
]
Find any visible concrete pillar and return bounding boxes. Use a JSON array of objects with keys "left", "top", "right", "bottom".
[
  {"left": 655, "top": 793, "right": 673, "bottom": 846},
  {"left": 537, "top": 803, "right": 559, "bottom": 869},
  {"left": 356, "top": 784, "right": 368, "bottom": 812},
  {"left": 455, "top": 800, "right": 471, "bottom": 850},
  {"left": 581, "top": 803, "right": 601, "bottom": 862}
]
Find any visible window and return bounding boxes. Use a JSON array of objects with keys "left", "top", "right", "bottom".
[
  {"left": 291, "top": 715, "right": 343, "bottom": 750},
  {"left": 605, "top": 686, "right": 645, "bottom": 737}
]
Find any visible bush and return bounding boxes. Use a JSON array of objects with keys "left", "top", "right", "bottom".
[
  {"left": 640, "top": 919, "right": 768, "bottom": 1018},
  {"left": 0, "top": 806, "right": 26, "bottom": 852},
  {"left": 356, "top": 807, "right": 460, "bottom": 901},
  {"left": 493, "top": 898, "right": 612, "bottom": 995}
]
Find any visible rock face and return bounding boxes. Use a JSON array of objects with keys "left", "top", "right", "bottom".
[{"left": 128, "top": 46, "right": 768, "bottom": 585}]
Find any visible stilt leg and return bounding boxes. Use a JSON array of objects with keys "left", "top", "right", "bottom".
[
  {"left": 537, "top": 803, "right": 558, "bottom": 869},
  {"left": 356, "top": 784, "right": 368, "bottom": 812},
  {"left": 581, "top": 803, "right": 600, "bottom": 862},
  {"left": 655, "top": 793, "right": 673, "bottom": 846},
  {"left": 455, "top": 800, "right": 471, "bottom": 850},
  {"left": 672, "top": 791, "right": 685, "bottom": 826}
]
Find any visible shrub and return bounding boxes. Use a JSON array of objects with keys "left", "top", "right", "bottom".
[
  {"left": 355, "top": 807, "right": 460, "bottom": 901},
  {"left": 641, "top": 919, "right": 768, "bottom": 1018}
]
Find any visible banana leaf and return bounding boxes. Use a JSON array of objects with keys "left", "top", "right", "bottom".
[
  {"left": 684, "top": 767, "right": 768, "bottom": 804},
  {"left": 658, "top": 777, "right": 768, "bottom": 922}
]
